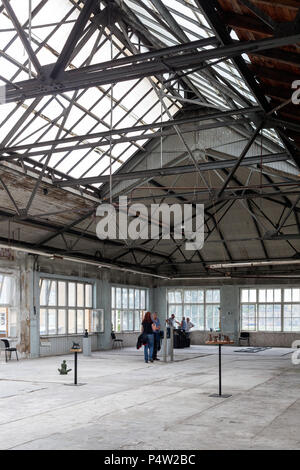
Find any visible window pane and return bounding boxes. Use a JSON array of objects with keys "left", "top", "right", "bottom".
[
  {"left": 274, "top": 289, "right": 281, "bottom": 302},
  {"left": 116, "top": 288, "right": 121, "bottom": 308},
  {"left": 58, "top": 281, "right": 66, "bottom": 306},
  {"left": 122, "top": 310, "right": 129, "bottom": 330},
  {"left": 135, "top": 289, "right": 140, "bottom": 308},
  {"left": 122, "top": 289, "right": 128, "bottom": 308},
  {"left": 284, "top": 289, "right": 291, "bottom": 302},
  {"left": 293, "top": 289, "right": 300, "bottom": 302},
  {"left": 241, "top": 304, "right": 256, "bottom": 331},
  {"left": 77, "top": 309, "right": 84, "bottom": 333},
  {"left": 135, "top": 310, "right": 141, "bottom": 331},
  {"left": 111, "top": 287, "right": 115, "bottom": 309},
  {"left": 85, "top": 284, "right": 93, "bottom": 308},
  {"left": 169, "top": 304, "right": 182, "bottom": 317},
  {"left": 77, "top": 284, "right": 84, "bottom": 307},
  {"left": 241, "top": 289, "right": 249, "bottom": 303},
  {"left": 116, "top": 310, "right": 121, "bottom": 332},
  {"left": 48, "top": 309, "right": 57, "bottom": 335},
  {"left": 267, "top": 289, "right": 273, "bottom": 303},
  {"left": 85, "top": 309, "right": 90, "bottom": 331},
  {"left": 58, "top": 309, "right": 66, "bottom": 335},
  {"left": 259, "top": 289, "right": 266, "bottom": 303},
  {"left": 40, "top": 308, "right": 47, "bottom": 335},
  {"left": 249, "top": 289, "right": 256, "bottom": 303},
  {"left": 40, "top": 279, "right": 56, "bottom": 306},
  {"left": 140, "top": 290, "right": 146, "bottom": 309},
  {"left": 206, "top": 305, "right": 220, "bottom": 330},
  {"left": 206, "top": 289, "right": 220, "bottom": 303},
  {"left": 128, "top": 311, "right": 134, "bottom": 331},
  {"left": 168, "top": 291, "right": 175, "bottom": 304},
  {"left": 174, "top": 290, "right": 182, "bottom": 303},
  {"left": 191, "top": 304, "right": 204, "bottom": 330},
  {"left": 184, "top": 290, "right": 192, "bottom": 303},
  {"left": 68, "top": 283, "right": 76, "bottom": 307},
  {"left": 68, "top": 309, "right": 76, "bottom": 334},
  {"left": 129, "top": 289, "right": 134, "bottom": 308},
  {"left": 0, "top": 276, "right": 15, "bottom": 305},
  {"left": 0, "top": 308, "right": 7, "bottom": 336}
]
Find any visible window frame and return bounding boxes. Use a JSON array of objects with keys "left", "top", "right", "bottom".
[
  {"left": 167, "top": 288, "right": 221, "bottom": 331},
  {"left": 39, "top": 277, "right": 96, "bottom": 336},
  {"left": 111, "top": 285, "right": 149, "bottom": 333},
  {"left": 240, "top": 287, "right": 300, "bottom": 333}
]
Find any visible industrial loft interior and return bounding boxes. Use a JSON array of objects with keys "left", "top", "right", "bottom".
[{"left": 0, "top": 0, "right": 300, "bottom": 452}]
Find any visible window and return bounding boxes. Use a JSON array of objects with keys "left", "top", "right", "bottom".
[
  {"left": 111, "top": 286, "right": 148, "bottom": 332},
  {"left": 240, "top": 287, "right": 300, "bottom": 332},
  {"left": 167, "top": 288, "right": 220, "bottom": 330},
  {"left": 0, "top": 274, "right": 17, "bottom": 337},
  {"left": 39, "top": 278, "right": 97, "bottom": 336},
  {"left": 284, "top": 289, "right": 300, "bottom": 332}
]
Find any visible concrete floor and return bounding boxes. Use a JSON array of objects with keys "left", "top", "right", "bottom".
[{"left": 0, "top": 345, "right": 299, "bottom": 450}]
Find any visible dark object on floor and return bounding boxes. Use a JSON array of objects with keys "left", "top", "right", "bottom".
[
  {"left": 239, "top": 332, "right": 250, "bottom": 346},
  {"left": 174, "top": 329, "right": 189, "bottom": 349},
  {"left": 58, "top": 360, "right": 72, "bottom": 375},
  {"left": 111, "top": 331, "right": 123, "bottom": 349},
  {"left": 1, "top": 339, "right": 18, "bottom": 362},
  {"left": 235, "top": 347, "right": 272, "bottom": 353}
]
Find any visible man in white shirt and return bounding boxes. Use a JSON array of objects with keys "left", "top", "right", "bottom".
[{"left": 186, "top": 318, "right": 194, "bottom": 334}]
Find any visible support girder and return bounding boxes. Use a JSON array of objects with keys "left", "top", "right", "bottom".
[{"left": 4, "top": 33, "right": 300, "bottom": 102}]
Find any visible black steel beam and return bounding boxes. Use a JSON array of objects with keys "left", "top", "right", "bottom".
[
  {"left": 5, "top": 33, "right": 300, "bottom": 102},
  {"left": 237, "top": 0, "right": 277, "bottom": 30},
  {"left": 217, "top": 124, "right": 263, "bottom": 198},
  {"left": 196, "top": 0, "right": 300, "bottom": 171},
  {"left": 55, "top": 152, "right": 289, "bottom": 187},
  {"left": 0, "top": 118, "right": 255, "bottom": 161},
  {"left": 0, "top": 106, "right": 261, "bottom": 155},
  {"left": 50, "top": 0, "right": 97, "bottom": 79},
  {"left": 2, "top": 0, "right": 43, "bottom": 77},
  {"left": 0, "top": 208, "right": 171, "bottom": 262}
]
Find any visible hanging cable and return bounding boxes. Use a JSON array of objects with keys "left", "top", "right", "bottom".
[
  {"left": 160, "top": 75, "right": 163, "bottom": 169},
  {"left": 109, "top": 15, "right": 113, "bottom": 204},
  {"left": 28, "top": 0, "right": 32, "bottom": 79}
]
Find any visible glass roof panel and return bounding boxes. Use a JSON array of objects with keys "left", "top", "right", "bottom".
[{"left": 0, "top": 0, "right": 283, "bottom": 192}]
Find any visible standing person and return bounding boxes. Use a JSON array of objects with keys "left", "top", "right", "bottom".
[
  {"left": 141, "top": 311, "right": 156, "bottom": 363},
  {"left": 152, "top": 312, "right": 161, "bottom": 361},
  {"left": 166, "top": 313, "right": 176, "bottom": 327},
  {"left": 186, "top": 317, "right": 194, "bottom": 342},
  {"left": 178, "top": 317, "right": 187, "bottom": 331},
  {"left": 186, "top": 317, "right": 194, "bottom": 334}
]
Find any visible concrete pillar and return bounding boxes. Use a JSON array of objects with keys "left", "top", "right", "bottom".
[
  {"left": 96, "top": 279, "right": 111, "bottom": 350},
  {"left": 152, "top": 287, "right": 167, "bottom": 321},
  {"left": 220, "top": 285, "right": 240, "bottom": 343},
  {"left": 18, "top": 256, "right": 38, "bottom": 358}
]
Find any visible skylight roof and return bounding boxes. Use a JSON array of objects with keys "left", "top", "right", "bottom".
[{"left": 0, "top": 0, "right": 281, "bottom": 193}]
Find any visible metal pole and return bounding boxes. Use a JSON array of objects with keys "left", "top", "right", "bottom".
[
  {"left": 74, "top": 351, "right": 78, "bottom": 385},
  {"left": 209, "top": 343, "right": 232, "bottom": 398},
  {"left": 163, "top": 326, "right": 167, "bottom": 362},
  {"left": 219, "top": 344, "right": 222, "bottom": 396},
  {"left": 170, "top": 326, "right": 174, "bottom": 362}
]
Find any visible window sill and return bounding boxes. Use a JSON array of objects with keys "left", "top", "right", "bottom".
[{"left": 40, "top": 333, "right": 103, "bottom": 338}]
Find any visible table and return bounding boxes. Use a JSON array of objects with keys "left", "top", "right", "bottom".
[{"left": 206, "top": 341, "right": 234, "bottom": 398}]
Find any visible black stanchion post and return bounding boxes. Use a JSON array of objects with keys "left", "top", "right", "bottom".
[
  {"left": 209, "top": 342, "right": 232, "bottom": 399},
  {"left": 219, "top": 344, "right": 222, "bottom": 396},
  {"left": 74, "top": 351, "right": 78, "bottom": 385}
]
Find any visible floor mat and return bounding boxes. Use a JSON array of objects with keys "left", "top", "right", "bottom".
[{"left": 234, "top": 347, "right": 272, "bottom": 353}]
